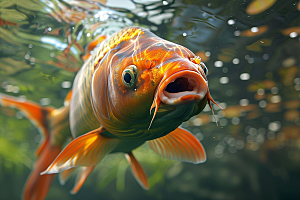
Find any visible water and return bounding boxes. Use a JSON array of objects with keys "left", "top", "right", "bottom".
[{"left": 0, "top": 0, "right": 300, "bottom": 199}]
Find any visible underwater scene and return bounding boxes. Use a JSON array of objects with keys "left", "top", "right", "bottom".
[{"left": 0, "top": 0, "right": 300, "bottom": 199}]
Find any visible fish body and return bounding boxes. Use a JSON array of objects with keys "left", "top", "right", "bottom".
[
  {"left": 0, "top": 26, "right": 220, "bottom": 200},
  {"left": 71, "top": 26, "right": 209, "bottom": 141}
]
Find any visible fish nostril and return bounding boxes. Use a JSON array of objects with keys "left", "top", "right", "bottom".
[{"left": 165, "top": 77, "right": 193, "bottom": 93}]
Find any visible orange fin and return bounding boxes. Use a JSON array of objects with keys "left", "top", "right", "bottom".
[
  {"left": 0, "top": 93, "right": 54, "bottom": 157},
  {"left": 59, "top": 168, "right": 76, "bottom": 185},
  {"left": 148, "top": 127, "right": 206, "bottom": 164},
  {"left": 64, "top": 90, "right": 73, "bottom": 106},
  {"left": 41, "top": 127, "right": 118, "bottom": 174},
  {"left": 125, "top": 152, "right": 149, "bottom": 190},
  {"left": 23, "top": 136, "right": 62, "bottom": 200},
  {"left": 70, "top": 166, "right": 95, "bottom": 194}
]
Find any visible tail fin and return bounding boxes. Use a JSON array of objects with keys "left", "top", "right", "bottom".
[{"left": 0, "top": 93, "right": 70, "bottom": 200}]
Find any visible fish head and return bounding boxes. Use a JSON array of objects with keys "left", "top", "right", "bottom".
[{"left": 91, "top": 27, "right": 218, "bottom": 139}]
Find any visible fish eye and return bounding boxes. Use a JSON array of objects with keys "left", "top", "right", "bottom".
[
  {"left": 200, "top": 62, "right": 208, "bottom": 75},
  {"left": 122, "top": 65, "right": 137, "bottom": 87}
]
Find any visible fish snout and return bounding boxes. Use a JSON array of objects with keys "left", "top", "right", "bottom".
[{"left": 159, "top": 71, "right": 208, "bottom": 105}]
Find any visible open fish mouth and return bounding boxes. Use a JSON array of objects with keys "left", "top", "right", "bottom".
[
  {"left": 148, "top": 70, "right": 209, "bottom": 129},
  {"left": 159, "top": 70, "right": 208, "bottom": 105}
]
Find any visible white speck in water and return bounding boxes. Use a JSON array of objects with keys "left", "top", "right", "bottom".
[
  {"left": 251, "top": 27, "right": 258, "bottom": 33},
  {"left": 5, "top": 85, "right": 13, "bottom": 92},
  {"left": 263, "top": 54, "right": 269, "bottom": 60},
  {"left": 227, "top": 138, "right": 236, "bottom": 146},
  {"left": 232, "top": 58, "right": 239, "bottom": 64},
  {"left": 219, "top": 118, "right": 228, "bottom": 126},
  {"left": 259, "top": 100, "right": 267, "bottom": 108},
  {"left": 236, "top": 140, "right": 244, "bottom": 150},
  {"left": 24, "top": 54, "right": 30, "bottom": 59},
  {"left": 61, "top": 81, "right": 71, "bottom": 89},
  {"left": 28, "top": 44, "right": 33, "bottom": 48},
  {"left": 227, "top": 19, "right": 235, "bottom": 25},
  {"left": 240, "top": 73, "right": 250, "bottom": 80},
  {"left": 290, "top": 32, "right": 297, "bottom": 38},
  {"left": 256, "top": 134, "right": 265, "bottom": 144},
  {"left": 12, "top": 86, "right": 20, "bottom": 93},
  {"left": 282, "top": 57, "right": 296, "bottom": 68},
  {"left": 205, "top": 51, "right": 211, "bottom": 57},
  {"left": 248, "top": 127, "right": 257, "bottom": 136},
  {"left": 219, "top": 77, "right": 229, "bottom": 84},
  {"left": 48, "top": 27, "right": 52, "bottom": 31},
  {"left": 257, "top": 88, "right": 265, "bottom": 95},
  {"left": 86, "top": 33, "right": 91, "bottom": 37},
  {"left": 232, "top": 117, "right": 240, "bottom": 125},
  {"left": 182, "top": 32, "right": 187, "bottom": 37},
  {"left": 16, "top": 111, "right": 23, "bottom": 119},
  {"left": 270, "top": 95, "right": 281, "bottom": 103},
  {"left": 196, "top": 132, "right": 204, "bottom": 141},
  {"left": 245, "top": 55, "right": 250, "bottom": 60},
  {"left": 248, "top": 57, "right": 254, "bottom": 64},
  {"left": 234, "top": 31, "right": 241, "bottom": 36},
  {"left": 239, "top": 99, "right": 249, "bottom": 106},
  {"left": 192, "top": 118, "right": 202, "bottom": 126},
  {"left": 294, "top": 77, "right": 300, "bottom": 84},
  {"left": 214, "top": 61, "right": 223, "bottom": 67},
  {"left": 40, "top": 98, "right": 51, "bottom": 106},
  {"left": 163, "top": 1, "right": 168, "bottom": 5},
  {"left": 30, "top": 57, "right": 35, "bottom": 65},
  {"left": 50, "top": 52, "right": 55, "bottom": 57},
  {"left": 268, "top": 121, "right": 281, "bottom": 131},
  {"left": 271, "top": 87, "right": 278, "bottom": 94}
]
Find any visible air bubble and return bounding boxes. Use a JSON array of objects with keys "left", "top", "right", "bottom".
[
  {"left": 251, "top": 27, "right": 258, "bottom": 33},
  {"left": 240, "top": 73, "right": 250, "bottom": 80},
  {"left": 214, "top": 61, "right": 223, "bottom": 67},
  {"left": 232, "top": 58, "right": 239, "bottom": 64}
]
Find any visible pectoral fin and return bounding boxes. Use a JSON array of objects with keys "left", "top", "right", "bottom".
[
  {"left": 125, "top": 152, "right": 149, "bottom": 190},
  {"left": 41, "top": 127, "right": 118, "bottom": 175},
  {"left": 148, "top": 127, "right": 206, "bottom": 164}
]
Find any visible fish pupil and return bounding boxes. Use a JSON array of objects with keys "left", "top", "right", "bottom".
[
  {"left": 203, "top": 67, "right": 208, "bottom": 75},
  {"left": 124, "top": 72, "right": 132, "bottom": 83},
  {"left": 165, "top": 77, "right": 193, "bottom": 93}
]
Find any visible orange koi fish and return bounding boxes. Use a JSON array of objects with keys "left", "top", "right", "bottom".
[{"left": 0, "top": 26, "right": 221, "bottom": 200}]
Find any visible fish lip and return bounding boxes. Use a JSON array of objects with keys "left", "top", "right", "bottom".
[{"left": 158, "top": 70, "right": 208, "bottom": 105}]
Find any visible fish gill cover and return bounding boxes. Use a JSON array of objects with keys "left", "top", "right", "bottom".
[{"left": 0, "top": 0, "right": 300, "bottom": 200}]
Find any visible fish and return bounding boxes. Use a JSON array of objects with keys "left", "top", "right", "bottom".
[{"left": 0, "top": 26, "right": 221, "bottom": 200}]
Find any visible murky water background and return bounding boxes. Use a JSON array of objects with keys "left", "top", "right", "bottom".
[{"left": 0, "top": 0, "right": 300, "bottom": 199}]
